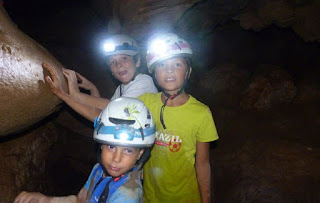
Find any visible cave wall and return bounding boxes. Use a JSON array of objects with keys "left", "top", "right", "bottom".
[
  {"left": 0, "top": 122, "right": 59, "bottom": 202},
  {"left": 105, "top": 0, "right": 320, "bottom": 43},
  {"left": 0, "top": 4, "right": 67, "bottom": 136},
  {"left": 235, "top": 0, "right": 320, "bottom": 43}
]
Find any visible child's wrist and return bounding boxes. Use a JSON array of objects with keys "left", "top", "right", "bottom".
[{"left": 55, "top": 90, "right": 70, "bottom": 100}]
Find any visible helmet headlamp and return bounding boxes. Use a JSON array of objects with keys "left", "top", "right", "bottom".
[
  {"left": 94, "top": 119, "right": 156, "bottom": 143},
  {"left": 103, "top": 42, "right": 116, "bottom": 53},
  {"left": 146, "top": 33, "right": 193, "bottom": 73},
  {"left": 114, "top": 126, "right": 135, "bottom": 141},
  {"left": 101, "top": 34, "right": 138, "bottom": 56},
  {"left": 93, "top": 97, "right": 155, "bottom": 147},
  {"left": 149, "top": 39, "right": 167, "bottom": 56}
]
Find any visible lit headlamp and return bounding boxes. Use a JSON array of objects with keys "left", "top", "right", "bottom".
[
  {"left": 94, "top": 117, "right": 135, "bottom": 141},
  {"left": 114, "top": 125, "right": 135, "bottom": 141},
  {"left": 102, "top": 41, "right": 138, "bottom": 54},
  {"left": 103, "top": 42, "right": 116, "bottom": 52},
  {"left": 149, "top": 39, "right": 167, "bottom": 55},
  {"left": 94, "top": 117, "right": 155, "bottom": 142}
]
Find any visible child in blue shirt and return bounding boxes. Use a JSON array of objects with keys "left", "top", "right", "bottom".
[{"left": 14, "top": 97, "right": 155, "bottom": 203}]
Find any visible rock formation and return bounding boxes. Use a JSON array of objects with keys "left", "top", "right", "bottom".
[{"left": 0, "top": 4, "right": 67, "bottom": 136}]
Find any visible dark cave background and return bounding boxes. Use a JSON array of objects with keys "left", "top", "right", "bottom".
[{"left": 1, "top": 0, "right": 320, "bottom": 202}]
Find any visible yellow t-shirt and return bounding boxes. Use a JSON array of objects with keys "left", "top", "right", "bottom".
[{"left": 138, "top": 93, "right": 219, "bottom": 203}]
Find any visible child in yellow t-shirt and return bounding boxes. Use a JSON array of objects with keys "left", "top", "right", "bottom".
[{"left": 138, "top": 33, "right": 219, "bottom": 203}]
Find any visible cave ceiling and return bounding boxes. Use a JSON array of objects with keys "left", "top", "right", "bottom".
[
  {"left": 95, "top": 0, "right": 320, "bottom": 43},
  {"left": 4, "top": 0, "right": 320, "bottom": 43}
]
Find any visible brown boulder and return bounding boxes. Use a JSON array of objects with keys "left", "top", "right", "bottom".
[
  {"left": 234, "top": 0, "right": 320, "bottom": 42},
  {"left": 0, "top": 123, "right": 59, "bottom": 202},
  {"left": 240, "top": 64, "right": 297, "bottom": 111},
  {"left": 199, "top": 64, "right": 250, "bottom": 107},
  {"left": 109, "top": 0, "right": 198, "bottom": 41},
  {"left": 0, "top": 5, "right": 67, "bottom": 136}
]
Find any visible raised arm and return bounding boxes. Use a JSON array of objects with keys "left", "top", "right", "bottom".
[
  {"left": 43, "top": 63, "right": 102, "bottom": 122},
  {"left": 195, "top": 141, "right": 211, "bottom": 203}
]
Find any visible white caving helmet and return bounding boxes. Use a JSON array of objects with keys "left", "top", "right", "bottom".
[
  {"left": 146, "top": 33, "right": 193, "bottom": 73},
  {"left": 102, "top": 34, "right": 139, "bottom": 56},
  {"left": 94, "top": 97, "right": 155, "bottom": 148}
]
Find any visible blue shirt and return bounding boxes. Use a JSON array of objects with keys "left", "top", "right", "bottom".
[{"left": 84, "top": 163, "right": 142, "bottom": 203}]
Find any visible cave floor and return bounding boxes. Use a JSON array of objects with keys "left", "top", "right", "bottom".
[{"left": 212, "top": 102, "right": 320, "bottom": 202}]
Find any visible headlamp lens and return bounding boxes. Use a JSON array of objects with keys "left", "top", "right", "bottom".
[
  {"left": 103, "top": 42, "right": 116, "bottom": 52},
  {"left": 114, "top": 126, "right": 134, "bottom": 141},
  {"left": 150, "top": 39, "right": 167, "bottom": 55}
]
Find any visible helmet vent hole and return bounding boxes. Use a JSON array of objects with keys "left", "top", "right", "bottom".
[{"left": 109, "top": 117, "right": 135, "bottom": 125}]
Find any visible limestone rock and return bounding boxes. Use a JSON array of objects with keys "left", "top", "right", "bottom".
[
  {"left": 199, "top": 64, "right": 250, "bottom": 107},
  {"left": 294, "top": 69, "right": 320, "bottom": 103},
  {"left": 175, "top": 0, "right": 249, "bottom": 38},
  {"left": 0, "top": 123, "right": 59, "bottom": 202},
  {"left": 92, "top": 0, "right": 320, "bottom": 44},
  {"left": 240, "top": 64, "right": 297, "bottom": 111},
  {"left": 0, "top": 5, "right": 67, "bottom": 136},
  {"left": 234, "top": 0, "right": 320, "bottom": 42},
  {"left": 110, "top": 0, "right": 198, "bottom": 41}
]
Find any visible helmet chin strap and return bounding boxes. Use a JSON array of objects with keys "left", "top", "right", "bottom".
[{"left": 160, "top": 67, "right": 190, "bottom": 129}]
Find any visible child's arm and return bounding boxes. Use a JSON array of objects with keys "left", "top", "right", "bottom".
[
  {"left": 195, "top": 141, "right": 211, "bottom": 203},
  {"left": 66, "top": 90, "right": 109, "bottom": 111},
  {"left": 14, "top": 187, "right": 87, "bottom": 203},
  {"left": 43, "top": 63, "right": 102, "bottom": 122}
]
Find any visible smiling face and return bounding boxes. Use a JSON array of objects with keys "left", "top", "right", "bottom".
[
  {"left": 108, "top": 54, "right": 140, "bottom": 84},
  {"left": 154, "top": 57, "right": 191, "bottom": 95},
  {"left": 101, "top": 144, "right": 144, "bottom": 177}
]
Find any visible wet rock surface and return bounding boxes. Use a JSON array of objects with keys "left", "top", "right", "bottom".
[{"left": 0, "top": 4, "right": 67, "bottom": 136}]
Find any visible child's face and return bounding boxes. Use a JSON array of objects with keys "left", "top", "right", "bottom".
[
  {"left": 101, "top": 144, "right": 144, "bottom": 177},
  {"left": 108, "top": 54, "right": 140, "bottom": 84},
  {"left": 155, "top": 57, "right": 190, "bottom": 94}
]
